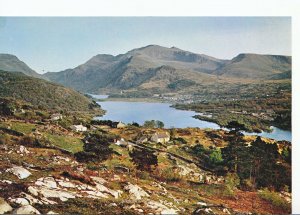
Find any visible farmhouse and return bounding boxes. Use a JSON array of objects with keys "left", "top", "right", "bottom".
[
  {"left": 70, "top": 124, "right": 87, "bottom": 132},
  {"left": 50, "top": 113, "right": 63, "bottom": 121},
  {"left": 112, "top": 121, "right": 126, "bottom": 128},
  {"left": 151, "top": 132, "right": 170, "bottom": 143},
  {"left": 115, "top": 138, "right": 134, "bottom": 149}
]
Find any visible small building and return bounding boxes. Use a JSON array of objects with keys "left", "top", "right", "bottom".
[
  {"left": 151, "top": 132, "right": 170, "bottom": 143},
  {"left": 112, "top": 121, "right": 126, "bottom": 129},
  {"left": 137, "top": 136, "right": 148, "bottom": 144},
  {"left": 70, "top": 124, "right": 87, "bottom": 132},
  {"left": 51, "top": 113, "right": 63, "bottom": 121},
  {"left": 115, "top": 138, "right": 134, "bottom": 149}
]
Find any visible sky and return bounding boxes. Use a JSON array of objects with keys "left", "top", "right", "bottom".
[{"left": 0, "top": 17, "right": 291, "bottom": 73}]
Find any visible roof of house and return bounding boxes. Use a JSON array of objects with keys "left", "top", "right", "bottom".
[
  {"left": 154, "top": 132, "right": 170, "bottom": 139},
  {"left": 51, "top": 113, "right": 62, "bottom": 117},
  {"left": 71, "top": 125, "right": 87, "bottom": 129}
]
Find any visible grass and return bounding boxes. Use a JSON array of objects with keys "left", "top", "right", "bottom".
[
  {"left": 258, "top": 188, "right": 290, "bottom": 211},
  {"left": 0, "top": 121, "right": 36, "bottom": 134},
  {"left": 43, "top": 133, "right": 84, "bottom": 153}
]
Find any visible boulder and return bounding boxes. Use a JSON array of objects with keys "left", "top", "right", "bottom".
[
  {"left": 19, "top": 145, "right": 30, "bottom": 154},
  {"left": 10, "top": 197, "right": 30, "bottom": 206},
  {"left": 35, "top": 177, "right": 57, "bottom": 189},
  {"left": 6, "top": 166, "right": 31, "bottom": 179},
  {"left": 124, "top": 183, "right": 149, "bottom": 200},
  {"left": 0, "top": 198, "right": 13, "bottom": 214},
  {"left": 13, "top": 205, "right": 40, "bottom": 214},
  {"left": 28, "top": 186, "right": 39, "bottom": 196},
  {"left": 47, "top": 211, "right": 59, "bottom": 214},
  {"left": 146, "top": 200, "right": 177, "bottom": 215},
  {"left": 38, "top": 187, "right": 76, "bottom": 201},
  {"left": 95, "top": 183, "right": 123, "bottom": 198},
  {"left": 57, "top": 180, "right": 76, "bottom": 188}
]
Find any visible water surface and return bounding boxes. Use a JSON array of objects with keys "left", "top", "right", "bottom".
[{"left": 95, "top": 100, "right": 291, "bottom": 142}]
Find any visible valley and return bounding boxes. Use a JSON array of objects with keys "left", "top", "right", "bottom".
[{"left": 0, "top": 44, "right": 292, "bottom": 214}]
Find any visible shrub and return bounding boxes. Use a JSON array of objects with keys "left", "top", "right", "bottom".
[
  {"left": 224, "top": 173, "right": 240, "bottom": 196},
  {"left": 129, "top": 148, "right": 158, "bottom": 172},
  {"left": 20, "top": 135, "right": 41, "bottom": 147},
  {"left": 75, "top": 132, "right": 116, "bottom": 162},
  {"left": 209, "top": 148, "right": 223, "bottom": 165},
  {"left": 158, "top": 167, "right": 182, "bottom": 182},
  {"left": 259, "top": 188, "right": 290, "bottom": 211}
]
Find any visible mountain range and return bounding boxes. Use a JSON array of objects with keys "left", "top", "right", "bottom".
[{"left": 0, "top": 45, "right": 291, "bottom": 95}]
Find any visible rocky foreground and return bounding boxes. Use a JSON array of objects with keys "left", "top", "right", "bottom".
[
  {"left": 0, "top": 142, "right": 235, "bottom": 215},
  {"left": 0, "top": 132, "right": 291, "bottom": 215}
]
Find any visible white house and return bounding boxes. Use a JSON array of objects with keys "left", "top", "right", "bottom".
[
  {"left": 151, "top": 132, "right": 170, "bottom": 143},
  {"left": 112, "top": 121, "right": 126, "bottom": 128},
  {"left": 50, "top": 113, "right": 63, "bottom": 121},
  {"left": 70, "top": 125, "right": 87, "bottom": 132}
]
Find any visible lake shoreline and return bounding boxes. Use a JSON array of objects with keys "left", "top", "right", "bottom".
[{"left": 92, "top": 97, "right": 291, "bottom": 142}]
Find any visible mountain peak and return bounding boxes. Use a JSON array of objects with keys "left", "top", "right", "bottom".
[{"left": 0, "top": 54, "right": 41, "bottom": 78}]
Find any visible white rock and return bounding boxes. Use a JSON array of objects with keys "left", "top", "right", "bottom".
[
  {"left": 91, "top": 176, "right": 107, "bottom": 184},
  {"left": 204, "top": 208, "right": 213, "bottom": 213},
  {"left": 6, "top": 166, "right": 31, "bottom": 179},
  {"left": 10, "top": 197, "right": 30, "bottom": 206},
  {"left": 38, "top": 187, "right": 76, "bottom": 201},
  {"left": 223, "top": 208, "right": 231, "bottom": 214},
  {"left": 147, "top": 200, "right": 177, "bottom": 215},
  {"left": 124, "top": 183, "right": 149, "bottom": 200},
  {"left": 19, "top": 145, "right": 30, "bottom": 154},
  {"left": 95, "top": 184, "right": 122, "bottom": 199},
  {"left": 136, "top": 209, "right": 144, "bottom": 213},
  {"left": 197, "top": 202, "right": 207, "bottom": 206},
  {"left": 161, "top": 208, "right": 178, "bottom": 215},
  {"left": 35, "top": 177, "right": 57, "bottom": 189},
  {"left": 47, "top": 211, "right": 59, "bottom": 214},
  {"left": 109, "top": 203, "right": 117, "bottom": 207},
  {"left": 58, "top": 180, "right": 76, "bottom": 188},
  {"left": 0, "top": 179, "right": 12, "bottom": 184},
  {"left": 13, "top": 205, "right": 40, "bottom": 214},
  {"left": 28, "top": 186, "right": 39, "bottom": 196},
  {"left": 0, "top": 198, "right": 13, "bottom": 214},
  {"left": 40, "top": 197, "right": 57, "bottom": 205},
  {"left": 21, "top": 192, "right": 42, "bottom": 205}
]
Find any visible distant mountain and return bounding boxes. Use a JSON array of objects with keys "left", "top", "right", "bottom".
[
  {"left": 43, "top": 45, "right": 227, "bottom": 93},
  {"left": 215, "top": 53, "right": 291, "bottom": 79},
  {"left": 0, "top": 54, "right": 42, "bottom": 78},
  {"left": 0, "top": 71, "right": 99, "bottom": 112},
  {"left": 43, "top": 45, "right": 290, "bottom": 93}
]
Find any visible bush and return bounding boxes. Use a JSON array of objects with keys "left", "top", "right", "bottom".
[
  {"left": 158, "top": 167, "right": 182, "bottom": 182},
  {"left": 209, "top": 148, "right": 223, "bottom": 165},
  {"left": 259, "top": 188, "right": 290, "bottom": 211},
  {"left": 224, "top": 173, "right": 240, "bottom": 196},
  {"left": 129, "top": 148, "right": 158, "bottom": 172},
  {"left": 241, "top": 179, "right": 256, "bottom": 191},
  {"left": 75, "top": 132, "right": 116, "bottom": 162},
  {"left": 20, "top": 135, "right": 41, "bottom": 147}
]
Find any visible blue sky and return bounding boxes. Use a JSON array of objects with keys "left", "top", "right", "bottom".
[{"left": 0, "top": 17, "right": 291, "bottom": 73}]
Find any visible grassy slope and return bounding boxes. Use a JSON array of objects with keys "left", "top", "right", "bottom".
[{"left": 0, "top": 71, "right": 98, "bottom": 112}]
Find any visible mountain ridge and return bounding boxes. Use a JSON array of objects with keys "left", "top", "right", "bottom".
[
  {"left": 0, "top": 54, "right": 42, "bottom": 78},
  {"left": 42, "top": 45, "right": 291, "bottom": 94}
]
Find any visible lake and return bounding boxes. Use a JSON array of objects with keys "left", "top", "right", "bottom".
[{"left": 94, "top": 100, "right": 291, "bottom": 142}]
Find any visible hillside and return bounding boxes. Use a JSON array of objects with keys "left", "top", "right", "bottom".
[
  {"left": 214, "top": 53, "right": 291, "bottom": 79},
  {"left": 0, "top": 111, "right": 291, "bottom": 214},
  {"left": 0, "top": 54, "right": 42, "bottom": 78},
  {"left": 0, "top": 71, "right": 99, "bottom": 112},
  {"left": 43, "top": 45, "right": 291, "bottom": 94}
]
